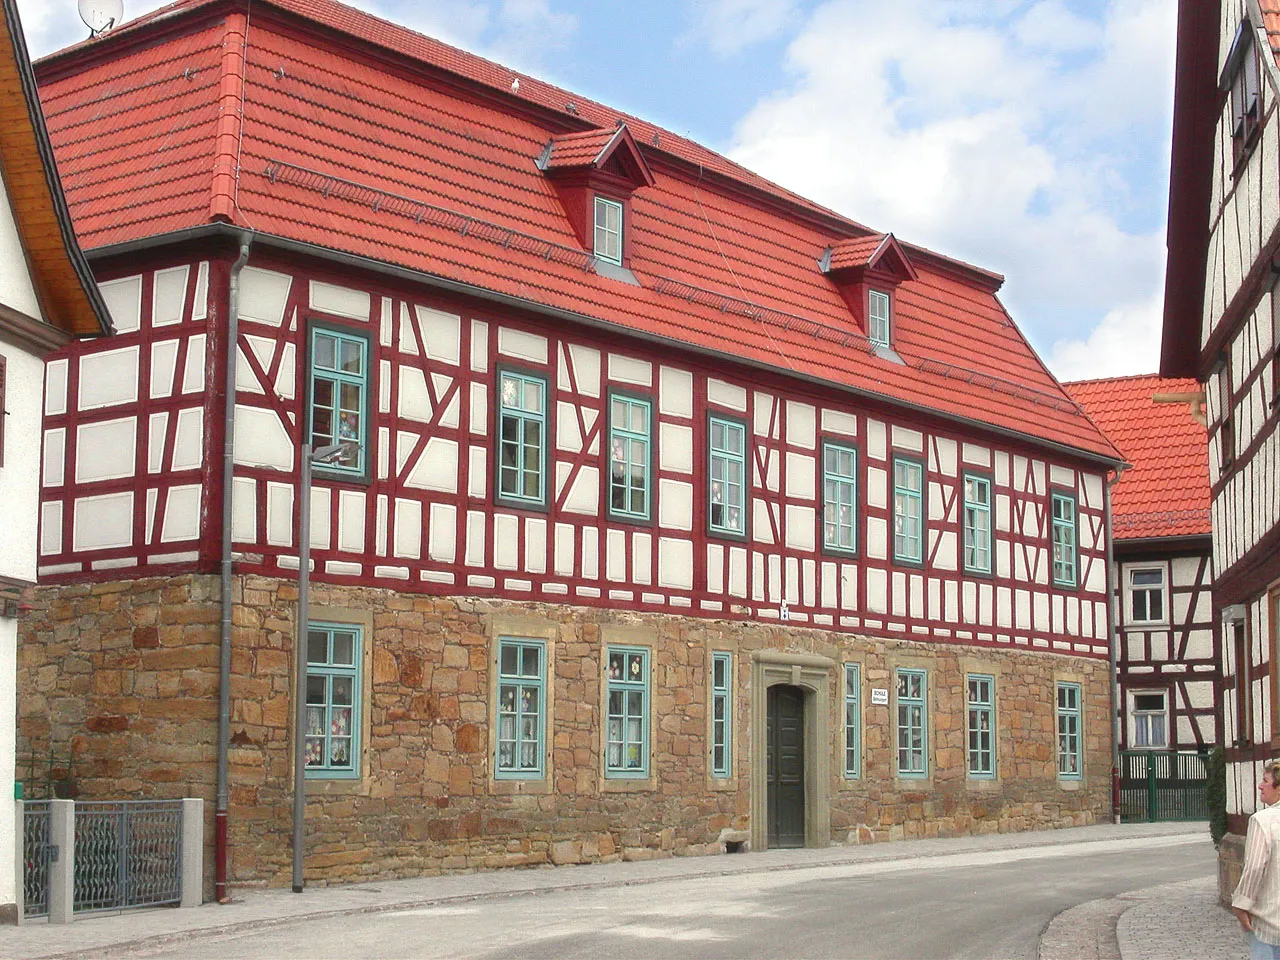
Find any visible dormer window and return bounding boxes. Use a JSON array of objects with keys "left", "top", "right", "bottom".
[
  {"left": 1222, "top": 21, "right": 1262, "bottom": 167},
  {"left": 594, "top": 196, "right": 623, "bottom": 265},
  {"left": 868, "top": 290, "right": 891, "bottom": 346}
]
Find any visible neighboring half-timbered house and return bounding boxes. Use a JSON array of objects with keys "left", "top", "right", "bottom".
[
  {"left": 1161, "top": 0, "right": 1280, "bottom": 896},
  {"left": 18, "top": 0, "right": 1124, "bottom": 894},
  {"left": 1066, "top": 376, "right": 1219, "bottom": 754}
]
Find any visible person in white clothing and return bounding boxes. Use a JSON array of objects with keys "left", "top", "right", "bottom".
[{"left": 1233, "top": 758, "right": 1280, "bottom": 960}]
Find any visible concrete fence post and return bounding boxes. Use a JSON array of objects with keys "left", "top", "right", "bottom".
[
  {"left": 48, "top": 799, "right": 74, "bottom": 925},
  {"left": 180, "top": 798, "right": 204, "bottom": 908}
]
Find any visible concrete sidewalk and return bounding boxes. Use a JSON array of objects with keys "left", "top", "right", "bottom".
[{"left": 3, "top": 821, "right": 1219, "bottom": 959}]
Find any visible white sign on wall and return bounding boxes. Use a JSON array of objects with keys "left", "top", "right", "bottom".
[{"left": 870, "top": 688, "right": 889, "bottom": 706}]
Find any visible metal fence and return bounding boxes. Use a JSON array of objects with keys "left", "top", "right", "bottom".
[
  {"left": 72, "top": 801, "right": 184, "bottom": 913},
  {"left": 1118, "top": 749, "right": 1210, "bottom": 822},
  {"left": 22, "top": 801, "right": 52, "bottom": 919}
]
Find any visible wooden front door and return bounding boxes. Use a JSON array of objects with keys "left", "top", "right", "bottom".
[{"left": 767, "top": 685, "right": 806, "bottom": 848}]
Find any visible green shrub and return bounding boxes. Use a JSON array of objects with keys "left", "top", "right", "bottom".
[{"left": 1207, "top": 746, "right": 1228, "bottom": 848}]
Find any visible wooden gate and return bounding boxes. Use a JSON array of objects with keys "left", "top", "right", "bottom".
[{"left": 1118, "top": 750, "right": 1209, "bottom": 822}]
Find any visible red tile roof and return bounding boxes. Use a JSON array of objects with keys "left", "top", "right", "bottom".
[
  {"left": 1064, "top": 375, "right": 1210, "bottom": 540},
  {"left": 36, "top": 0, "right": 1121, "bottom": 464}
]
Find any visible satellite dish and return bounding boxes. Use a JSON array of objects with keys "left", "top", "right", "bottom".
[{"left": 78, "top": 0, "right": 124, "bottom": 37}]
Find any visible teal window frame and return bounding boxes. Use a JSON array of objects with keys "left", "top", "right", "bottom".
[
  {"left": 1057, "top": 682, "right": 1082, "bottom": 780},
  {"left": 710, "top": 652, "right": 732, "bottom": 778},
  {"left": 495, "top": 638, "right": 547, "bottom": 779},
  {"left": 822, "top": 441, "right": 858, "bottom": 555},
  {"left": 608, "top": 391, "right": 652, "bottom": 522},
  {"left": 868, "top": 289, "right": 891, "bottom": 346},
  {"left": 966, "top": 674, "right": 995, "bottom": 779},
  {"left": 708, "top": 414, "right": 748, "bottom": 538},
  {"left": 893, "top": 456, "right": 925, "bottom": 565},
  {"left": 605, "top": 645, "right": 650, "bottom": 778},
  {"left": 303, "top": 622, "right": 362, "bottom": 780},
  {"left": 308, "top": 324, "right": 370, "bottom": 477},
  {"left": 844, "top": 663, "right": 861, "bottom": 778},
  {"left": 496, "top": 368, "right": 549, "bottom": 508},
  {"left": 895, "top": 668, "right": 928, "bottom": 778},
  {"left": 1051, "top": 492, "right": 1078, "bottom": 587},
  {"left": 594, "top": 196, "right": 624, "bottom": 265},
  {"left": 963, "top": 473, "right": 993, "bottom": 574}
]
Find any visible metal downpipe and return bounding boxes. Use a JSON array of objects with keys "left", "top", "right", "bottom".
[
  {"left": 1105, "top": 465, "right": 1127, "bottom": 824},
  {"left": 217, "top": 236, "right": 252, "bottom": 902}
]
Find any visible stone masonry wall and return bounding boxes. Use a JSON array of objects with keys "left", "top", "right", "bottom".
[{"left": 17, "top": 574, "right": 1111, "bottom": 894}]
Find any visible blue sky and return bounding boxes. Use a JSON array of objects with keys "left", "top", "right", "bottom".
[{"left": 21, "top": 0, "right": 1178, "bottom": 381}]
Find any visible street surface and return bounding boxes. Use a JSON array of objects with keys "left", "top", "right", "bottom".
[{"left": 130, "top": 833, "right": 1214, "bottom": 960}]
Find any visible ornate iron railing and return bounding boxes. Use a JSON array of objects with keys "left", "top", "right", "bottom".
[
  {"left": 73, "top": 801, "right": 183, "bottom": 913},
  {"left": 22, "top": 801, "right": 52, "bottom": 919},
  {"left": 1118, "top": 749, "right": 1210, "bottom": 823}
]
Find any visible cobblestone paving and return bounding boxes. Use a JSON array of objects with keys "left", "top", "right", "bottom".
[{"left": 1116, "top": 876, "right": 1247, "bottom": 960}]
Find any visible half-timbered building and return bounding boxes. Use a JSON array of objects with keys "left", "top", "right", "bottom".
[
  {"left": 18, "top": 0, "right": 1124, "bottom": 894},
  {"left": 1065, "top": 375, "right": 1219, "bottom": 754},
  {"left": 1161, "top": 0, "right": 1280, "bottom": 895}
]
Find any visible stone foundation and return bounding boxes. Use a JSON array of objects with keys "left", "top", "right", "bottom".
[
  {"left": 1219, "top": 832, "right": 1245, "bottom": 904},
  {"left": 18, "top": 574, "right": 1111, "bottom": 894}
]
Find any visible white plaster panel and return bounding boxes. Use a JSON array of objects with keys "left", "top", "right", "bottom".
[
  {"left": 152, "top": 266, "right": 189, "bottom": 327},
  {"left": 163, "top": 484, "right": 203, "bottom": 543},
  {"left": 470, "top": 383, "right": 488, "bottom": 434},
  {"left": 786, "top": 452, "right": 815, "bottom": 501},
  {"left": 417, "top": 305, "right": 461, "bottom": 364},
  {"left": 866, "top": 516, "right": 887, "bottom": 559},
  {"left": 754, "top": 393, "right": 775, "bottom": 437},
  {"left": 240, "top": 268, "right": 293, "bottom": 326},
  {"left": 43, "top": 427, "right": 65, "bottom": 487},
  {"left": 72, "top": 492, "right": 133, "bottom": 551},
  {"left": 526, "top": 518, "right": 548, "bottom": 574},
  {"left": 465, "top": 511, "right": 485, "bottom": 565},
  {"left": 606, "top": 529, "right": 626, "bottom": 581},
  {"left": 659, "top": 423, "right": 693, "bottom": 473},
  {"left": 997, "top": 587, "right": 1012, "bottom": 628},
  {"left": 933, "top": 530, "right": 957, "bottom": 571},
  {"left": 707, "top": 378, "right": 747, "bottom": 411},
  {"left": 276, "top": 344, "right": 296, "bottom": 401},
  {"left": 994, "top": 451, "right": 1010, "bottom": 487},
  {"left": 311, "top": 281, "right": 370, "bottom": 321},
  {"left": 752, "top": 500, "right": 773, "bottom": 544},
  {"left": 934, "top": 438, "right": 958, "bottom": 477},
  {"left": 399, "top": 303, "right": 419, "bottom": 354},
  {"left": 728, "top": 547, "right": 748, "bottom": 597},
  {"left": 380, "top": 297, "right": 393, "bottom": 347},
  {"left": 865, "top": 566, "right": 888, "bottom": 614},
  {"left": 235, "top": 339, "right": 268, "bottom": 394},
  {"left": 785, "top": 505, "right": 816, "bottom": 551},
  {"left": 556, "top": 402, "right": 582, "bottom": 453},
  {"left": 786, "top": 401, "right": 816, "bottom": 449},
  {"left": 658, "top": 537, "right": 694, "bottom": 589},
  {"left": 395, "top": 431, "right": 416, "bottom": 476},
  {"left": 962, "top": 443, "right": 991, "bottom": 467},
  {"left": 193, "top": 262, "right": 209, "bottom": 320},
  {"left": 498, "top": 327, "right": 549, "bottom": 365},
  {"left": 866, "top": 466, "right": 887, "bottom": 509},
  {"left": 405, "top": 437, "right": 459, "bottom": 493},
  {"left": 76, "top": 417, "right": 136, "bottom": 483},
  {"left": 471, "top": 321, "right": 489, "bottom": 373},
  {"left": 891, "top": 426, "right": 923, "bottom": 452},
  {"left": 79, "top": 346, "right": 139, "bottom": 410},
  {"left": 608, "top": 354, "right": 651, "bottom": 386},
  {"left": 563, "top": 465, "right": 600, "bottom": 515},
  {"left": 658, "top": 479, "right": 693, "bottom": 530},
  {"left": 429, "top": 503, "right": 456, "bottom": 563},
  {"left": 147, "top": 413, "right": 167, "bottom": 473},
  {"left": 234, "top": 405, "right": 293, "bottom": 470},
  {"left": 266, "top": 482, "right": 293, "bottom": 547},
  {"left": 554, "top": 523, "right": 575, "bottom": 576},
  {"left": 99, "top": 275, "right": 142, "bottom": 333},
  {"left": 707, "top": 543, "right": 725, "bottom": 594},
  {"left": 40, "top": 501, "right": 62, "bottom": 556},
  {"left": 660, "top": 366, "right": 693, "bottom": 417},
  {"left": 150, "top": 339, "right": 179, "bottom": 398},
  {"left": 865, "top": 419, "right": 886, "bottom": 461},
  {"left": 45, "top": 359, "right": 67, "bottom": 416},
  {"left": 581, "top": 527, "right": 599, "bottom": 579},
  {"left": 1050, "top": 465, "right": 1076, "bottom": 489},
  {"left": 493, "top": 514, "right": 519, "bottom": 569},
  {"left": 469, "top": 446, "right": 486, "bottom": 499},
  {"left": 1034, "top": 592, "right": 1050, "bottom": 632},
  {"left": 399, "top": 367, "right": 433, "bottom": 422},
  {"left": 1082, "top": 472, "right": 1104, "bottom": 511},
  {"left": 308, "top": 487, "right": 331, "bottom": 549},
  {"left": 172, "top": 408, "right": 203, "bottom": 471},
  {"left": 567, "top": 343, "right": 601, "bottom": 398},
  {"left": 182, "top": 334, "right": 206, "bottom": 393},
  {"left": 841, "top": 563, "right": 859, "bottom": 611},
  {"left": 821, "top": 409, "right": 857, "bottom": 436},
  {"left": 822, "top": 562, "right": 838, "bottom": 608},
  {"left": 338, "top": 490, "right": 366, "bottom": 552},
  {"left": 393, "top": 499, "right": 422, "bottom": 559}
]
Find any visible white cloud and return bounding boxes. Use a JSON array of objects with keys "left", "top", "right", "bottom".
[
  {"left": 687, "top": 0, "right": 800, "bottom": 56},
  {"left": 1048, "top": 289, "right": 1164, "bottom": 382},
  {"left": 725, "top": 0, "right": 1177, "bottom": 379},
  {"left": 487, "top": 0, "right": 578, "bottom": 70}
]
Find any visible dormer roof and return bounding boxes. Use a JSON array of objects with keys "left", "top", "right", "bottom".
[
  {"left": 821, "top": 233, "right": 917, "bottom": 283},
  {"left": 538, "top": 125, "right": 655, "bottom": 190}
]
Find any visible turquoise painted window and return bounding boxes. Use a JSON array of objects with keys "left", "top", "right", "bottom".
[
  {"left": 594, "top": 196, "right": 623, "bottom": 265},
  {"left": 609, "top": 394, "right": 651, "bottom": 520},
  {"left": 844, "top": 663, "right": 861, "bottom": 778},
  {"left": 309, "top": 327, "right": 368, "bottom": 474},
  {"left": 711, "top": 652, "right": 732, "bottom": 778},
  {"left": 304, "top": 623, "right": 362, "bottom": 779},
  {"left": 967, "top": 674, "right": 995, "bottom": 779},
  {"left": 823, "top": 442, "right": 858, "bottom": 553},
  {"left": 709, "top": 416, "right": 746, "bottom": 536},
  {"left": 1051, "top": 493, "right": 1077, "bottom": 587},
  {"left": 868, "top": 289, "right": 891, "bottom": 346},
  {"left": 496, "top": 638, "right": 546, "bottom": 779},
  {"left": 893, "top": 458, "right": 924, "bottom": 563},
  {"left": 606, "top": 646, "right": 649, "bottom": 778},
  {"left": 963, "top": 475, "right": 992, "bottom": 574},
  {"left": 498, "top": 371, "right": 547, "bottom": 505},
  {"left": 896, "top": 668, "right": 927, "bottom": 778},
  {"left": 1057, "top": 682, "right": 1082, "bottom": 779}
]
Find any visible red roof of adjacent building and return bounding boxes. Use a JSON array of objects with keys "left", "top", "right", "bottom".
[
  {"left": 35, "top": 0, "right": 1121, "bottom": 464},
  {"left": 1065, "top": 375, "right": 1210, "bottom": 540}
]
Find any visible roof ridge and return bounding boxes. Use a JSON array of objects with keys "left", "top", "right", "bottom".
[{"left": 208, "top": 7, "right": 247, "bottom": 223}]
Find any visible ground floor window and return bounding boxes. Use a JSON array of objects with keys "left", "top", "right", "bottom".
[
  {"left": 1057, "top": 682, "right": 1082, "bottom": 779},
  {"left": 896, "top": 668, "right": 928, "bottom": 777},
  {"left": 496, "top": 638, "right": 546, "bottom": 778},
  {"left": 844, "top": 663, "right": 861, "bottom": 778},
  {"left": 967, "top": 674, "right": 995, "bottom": 778},
  {"left": 711, "top": 652, "right": 732, "bottom": 778},
  {"left": 606, "top": 646, "right": 649, "bottom": 777},
  {"left": 1130, "top": 689, "right": 1168, "bottom": 749},
  {"left": 305, "top": 622, "right": 362, "bottom": 778}
]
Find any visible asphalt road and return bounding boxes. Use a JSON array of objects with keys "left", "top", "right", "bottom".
[{"left": 133, "top": 834, "right": 1214, "bottom": 960}]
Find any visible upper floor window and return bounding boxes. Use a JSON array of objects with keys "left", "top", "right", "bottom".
[
  {"left": 822, "top": 442, "right": 857, "bottom": 554},
  {"left": 497, "top": 370, "right": 547, "bottom": 507},
  {"left": 1127, "top": 567, "right": 1166, "bottom": 624},
  {"left": 895, "top": 667, "right": 928, "bottom": 778},
  {"left": 1228, "top": 27, "right": 1262, "bottom": 166},
  {"left": 1130, "top": 690, "right": 1168, "bottom": 749},
  {"left": 1217, "top": 361, "right": 1236, "bottom": 466},
  {"left": 594, "top": 196, "right": 624, "bottom": 265},
  {"left": 309, "top": 326, "right": 369, "bottom": 474},
  {"left": 710, "top": 652, "right": 732, "bottom": 779},
  {"left": 609, "top": 393, "right": 651, "bottom": 521},
  {"left": 893, "top": 457, "right": 924, "bottom": 564},
  {"left": 496, "top": 638, "right": 546, "bottom": 779},
  {"left": 1050, "top": 493, "right": 1077, "bottom": 588},
  {"left": 305, "top": 622, "right": 362, "bottom": 779},
  {"left": 1056, "top": 681, "right": 1082, "bottom": 780},
  {"left": 868, "top": 289, "right": 891, "bottom": 346},
  {"left": 962, "top": 474, "right": 992, "bottom": 574},
  {"left": 606, "top": 646, "right": 649, "bottom": 778},
  {"left": 709, "top": 415, "right": 747, "bottom": 537}
]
